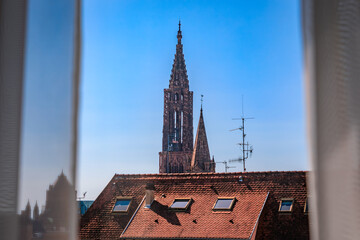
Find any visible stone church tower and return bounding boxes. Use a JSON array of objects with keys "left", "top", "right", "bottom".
[{"left": 159, "top": 22, "right": 215, "bottom": 173}]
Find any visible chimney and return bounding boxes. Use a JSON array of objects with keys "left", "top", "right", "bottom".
[{"left": 145, "top": 183, "right": 155, "bottom": 208}]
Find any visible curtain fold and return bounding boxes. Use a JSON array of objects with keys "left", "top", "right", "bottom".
[{"left": 303, "top": 0, "right": 360, "bottom": 239}]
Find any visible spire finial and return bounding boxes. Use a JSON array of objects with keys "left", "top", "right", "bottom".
[
  {"left": 177, "top": 20, "right": 182, "bottom": 43},
  {"left": 201, "top": 95, "right": 204, "bottom": 112}
]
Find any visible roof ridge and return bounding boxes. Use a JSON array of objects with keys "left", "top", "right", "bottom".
[{"left": 113, "top": 170, "right": 308, "bottom": 179}]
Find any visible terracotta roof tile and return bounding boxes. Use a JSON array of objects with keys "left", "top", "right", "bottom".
[
  {"left": 80, "top": 171, "right": 309, "bottom": 240},
  {"left": 121, "top": 192, "right": 268, "bottom": 239}
]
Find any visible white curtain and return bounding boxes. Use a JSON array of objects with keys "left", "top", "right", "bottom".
[
  {"left": 0, "top": 0, "right": 81, "bottom": 239},
  {"left": 303, "top": 0, "right": 360, "bottom": 239}
]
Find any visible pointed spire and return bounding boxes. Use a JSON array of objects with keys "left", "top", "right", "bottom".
[
  {"left": 33, "top": 201, "right": 39, "bottom": 219},
  {"left": 191, "top": 106, "right": 213, "bottom": 172},
  {"left": 169, "top": 21, "right": 188, "bottom": 89},
  {"left": 24, "top": 200, "right": 31, "bottom": 219},
  {"left": 26, "top": 199, "right": 31, "bottom": 210}
]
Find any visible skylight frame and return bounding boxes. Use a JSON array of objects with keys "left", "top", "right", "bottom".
[
  {"left": 112, "top": 197, "right": 133, "bottom": 213},
  {"left": 278, "top": 198, "right": 294, "bottom": 213},
  {"left": 169, "top": 198, "right": 192, "bottom": 211},
  {"left": 304, "top": 198, "right": 308, "bottom": 214},
  {"left": 212, "top": 197, "right": 236, "bottom": 211}
]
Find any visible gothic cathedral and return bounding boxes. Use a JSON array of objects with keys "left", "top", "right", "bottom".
[{"left": 159, "top": 22, "right": 215, "bottom": 173}]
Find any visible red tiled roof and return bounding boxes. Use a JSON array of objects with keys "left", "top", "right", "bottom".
[
  {"left": 80, "top": 171, "right": 309, "bottom": 240},
  {"left": 121, "top": 192, "right": 268, "bottom": 239}
]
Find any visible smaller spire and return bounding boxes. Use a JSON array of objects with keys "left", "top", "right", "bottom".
[{"left": 178, "top": 20, "right": 181, "bottom": 31}]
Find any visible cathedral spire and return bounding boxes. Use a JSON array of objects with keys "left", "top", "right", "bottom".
[
  {"left": 169, "top": 21, "right": 188, "bottom": 89},
  {"left": 191, "top": 103, "right": 215, "bottom": 172},
  {"left": 160, "top": 21, "right": 194, "bottom": 173}
]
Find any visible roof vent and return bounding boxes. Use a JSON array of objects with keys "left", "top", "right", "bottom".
[{"left": 238, "top": 176, "right": 244, "bottom": 182}]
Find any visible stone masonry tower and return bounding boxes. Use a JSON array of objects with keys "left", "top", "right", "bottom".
[
  {"left": 159, "top": 21, "right": 193, "bottom": 173},
  {"left": 159, "top": 22, "right": 215, "bottom": 173}
]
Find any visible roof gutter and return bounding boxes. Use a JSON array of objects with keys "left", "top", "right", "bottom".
[
  {"left": 248, "top": 192, "right": 269, "bottom": 240},
  {"left": 120, "top": 195, "right": 146, "bottom": 237}
]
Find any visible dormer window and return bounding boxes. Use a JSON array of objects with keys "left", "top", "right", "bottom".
[
  {"left": 112, "top": 197, "right": 132, "bottom": 213},
  {"left": 213, "top": 197, "right": 235, "bottom": 211},
  {"left": 169, "top": 198, "right": 192, "bottom": 211},
  {"left": 279, "top": 199, "right": 294, "bottom": 212}
]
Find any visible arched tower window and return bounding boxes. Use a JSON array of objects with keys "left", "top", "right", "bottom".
[
  {"left": 174, "top": 93, "right": 178, "bottom": 102},
  {"left": 181, "top": 111, "right": 183, "bottom": 143},
  {"left": 174, "top": 111, "right": 177, "bottom": 139},
  {"left": 181, "top": 94, "right": 184, "bottom": 101}
]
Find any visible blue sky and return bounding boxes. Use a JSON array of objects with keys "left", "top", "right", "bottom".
[{"left": 78, "top": 0, "right": 307, "bottom": 200}]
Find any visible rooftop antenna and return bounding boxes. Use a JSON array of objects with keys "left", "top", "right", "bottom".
[
  {"left": 216, "top": 161, "right": 236, "bottom": 173},
  {"left": 229, "top": 96, "right": 254, "bottom": 172}
]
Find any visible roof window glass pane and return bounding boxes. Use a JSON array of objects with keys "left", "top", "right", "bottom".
[
  {"left": 113, "top": 199, "right": 131, "bottom": 212},
  {"left": 213, "top": 198, "right": 235, "bottom": 210},
  {"left": 170, "top": 199, "right": 191, "bottom": 209},
  {"left": 279, "top": 200, "right": 293, "bottom": 212}
]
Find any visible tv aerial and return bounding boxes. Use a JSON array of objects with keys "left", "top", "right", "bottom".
[
  {"left": 216, "top": 161, "right": 236, "bottom": 173},
  {"left": 229, "top": 96, "right": 254, "bottom": 172}
]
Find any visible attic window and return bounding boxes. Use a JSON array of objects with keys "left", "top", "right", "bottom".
[
  {"left": 279, "top": 199, "right": 294, "bottom": 212},
  {"left": 213, "top": 197, "right": 235, "bottom": 211},
  {"left": 169, "top": 199, "right": 191, "bottom": 210},
  {"left": 112, "top": 198, "right": 132, "bottom": 213}
]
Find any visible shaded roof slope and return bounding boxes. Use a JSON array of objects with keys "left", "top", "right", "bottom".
[{"left": 121, "top": 192, "right": 268, "bottom": 239}]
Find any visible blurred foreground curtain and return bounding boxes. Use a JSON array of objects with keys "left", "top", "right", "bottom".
[
  {"left": 303, "top": 0, "right": 360, "bottom": 240},
  {"left": 0, "top": 0, "right": 27, "bottom": 239},
  {"left": 0, "top": 0, "right": 81, "bottom": 239}
]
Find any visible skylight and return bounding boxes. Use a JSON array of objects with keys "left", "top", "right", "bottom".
[
  {"left": 213, "top": 198, "right": 235, "bottom": 210},
  {"left": 279, "top": 199, "right": 294, "bottom": 212},
  {"left": 169, "top": 199, "right": 191, "bottom": 210},
  {"left": 112, "top": 198, "right": 132, "bottom": 213}
]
